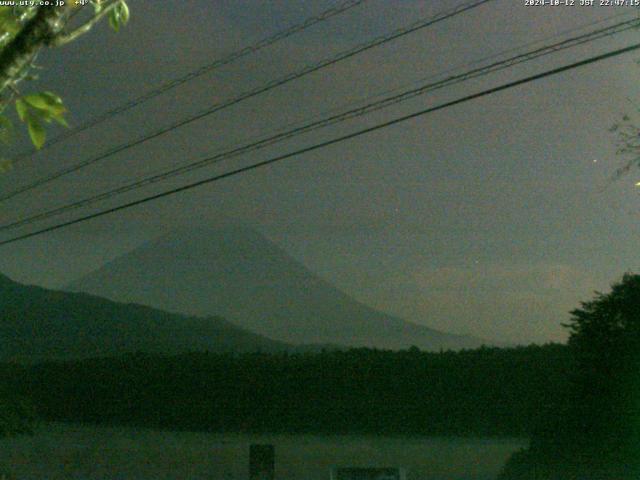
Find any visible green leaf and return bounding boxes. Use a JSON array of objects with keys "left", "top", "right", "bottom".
[
  {"left": 53, "top": 115, "right": 69, "bottom": 128},
  {"left": 91, "top": 0, "right": 104, "bottom": 14},
  {"left": 15, "top": 93, "right": 68, "bottom": 147},
  {"left": 22, "top": 94, "right": 49, "bottom": 110},
  {"left": 40, "top": 91, "right": 63, "bottom": 106},
  {"left": 109, "top": 2, "right": 129, "bottom": 32},
  {"left": 22, "top": 92, "right": 65, "bottom": 116},
  {"left": 15, "top": 99, "right": 27, "bottom": 121},
  {"left": 108, "top": 8, "right": 120, "bottom": 32},
  {"left": 26, "top": 114, "right": 45, "bottom": 149},
  {"left": 118, "top": 1, "right": 129, "bottom": 25}
]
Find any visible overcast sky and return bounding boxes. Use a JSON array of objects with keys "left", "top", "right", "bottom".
[{"left": 0, "top": 0, "right": 638, "bottom": 344}]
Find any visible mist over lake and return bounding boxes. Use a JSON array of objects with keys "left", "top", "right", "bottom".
[{"left": 0, "top": 424, "right": 527, "bottom": 480}]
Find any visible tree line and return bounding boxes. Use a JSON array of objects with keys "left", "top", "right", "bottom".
[{"left": 0, "top": 343, "right": 570, "bottom": 437}]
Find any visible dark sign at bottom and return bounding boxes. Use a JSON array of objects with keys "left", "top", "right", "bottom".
[{"left": 331, "top": 467, "right": 406, "bottom": 480}]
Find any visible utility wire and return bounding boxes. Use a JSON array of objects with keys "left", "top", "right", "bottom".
[
  {"left": 2, "top": 16, "right": 637, "bottom": 232},
  {"left": 321, "top": 9, "right": 636, "bottom": 121},
  {"left": 0, "top": 0, "right": 493, "bottom": 203},
  {"left": 10, "top": 0, "right": 369, "bottom": 161},
  {"left": 1, "top": 41, "right": 638, "bottom": 247},
  {"left": 172, "top": 9, "right": 636, "bottom": 175}
]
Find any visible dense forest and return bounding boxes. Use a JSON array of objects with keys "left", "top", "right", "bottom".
[{"left": 0, "top": 344, "right": 570, "bottom": 437}]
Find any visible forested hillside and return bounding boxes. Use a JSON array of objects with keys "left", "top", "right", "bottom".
[
  {"left": 1, "top": 344, "right": 570, "bottom": 436},
  {"left": 0, "top": 273, "right": 289, "bottom": 361}
]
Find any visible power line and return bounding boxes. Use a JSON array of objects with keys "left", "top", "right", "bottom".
[
  {"left": 2, "top": 16, "right": 637, "bottom": 232},
  {"left": 0, "top": 0, "right": 494, "bottom": 203},
  {"left": 327, "top": 9, "right": 636, "bottom": 118},
  {"left": 10, "top": 0, "right": 369, "bottom": 161},
  {"left": 1, "top": 41, "right": 638, "bottom": 247}
]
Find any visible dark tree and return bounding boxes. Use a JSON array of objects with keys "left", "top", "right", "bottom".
[
  {"left": 500, "top": 273, "right": 640, "bottom": 479},
  {"left": 564, "top": 273, "right": 640, "bottom": 463}
]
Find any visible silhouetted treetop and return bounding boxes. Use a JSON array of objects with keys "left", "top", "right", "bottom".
[{"left": 564, "top": 273, "right": 640, "bottom": 355}]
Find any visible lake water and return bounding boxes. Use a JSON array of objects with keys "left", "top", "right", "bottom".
[{"left": 0, "top": 423, "right": 527, "bottom": 480}]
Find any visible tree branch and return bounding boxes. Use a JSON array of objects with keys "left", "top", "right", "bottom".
[
  {"left": 0, "top": 5, "right": 74, "bottom": 95},
  {"left": 51, "top": 1, "right": 121, "bottom": 47}
]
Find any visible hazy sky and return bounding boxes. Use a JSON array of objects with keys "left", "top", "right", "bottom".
[{"left": 0, "top": 0, "right": 638, "bottom": 344}]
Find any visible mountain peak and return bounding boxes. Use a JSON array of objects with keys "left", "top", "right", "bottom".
[{"left": 68, "top": 225, "right": 488, "bottom": 351}]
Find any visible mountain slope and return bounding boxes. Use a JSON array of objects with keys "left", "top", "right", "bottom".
[
  {"left": 0, "top": 273, "right": 290, "bottom": 362},
  {"left": 68, "top": 226, "right": 486, "bottom": 350}
]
